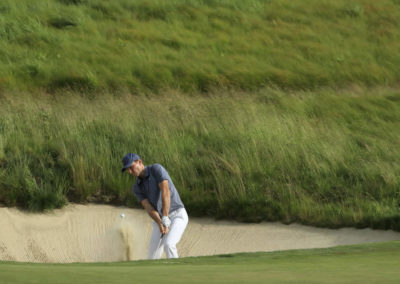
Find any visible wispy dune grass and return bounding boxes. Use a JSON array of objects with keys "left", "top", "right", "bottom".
[{"left": 1, "top": 87, "right": 399, "bottom": 230}]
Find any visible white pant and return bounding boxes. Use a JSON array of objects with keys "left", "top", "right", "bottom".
[{"left": 147, "top": 208, "right": 188, "bottom": 259}]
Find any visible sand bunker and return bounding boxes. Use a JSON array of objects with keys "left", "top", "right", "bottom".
[{"left": 0, "top": 204, "right": 399, "bottom": 263}]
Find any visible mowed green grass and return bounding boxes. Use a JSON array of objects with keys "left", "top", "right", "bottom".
[{"left": 1, "top": 241, "right": 400, "bottom": 283}]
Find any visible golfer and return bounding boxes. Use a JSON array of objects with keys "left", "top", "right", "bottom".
[{"left": 121, "top": 153, "right": 188, "bottom": 259}]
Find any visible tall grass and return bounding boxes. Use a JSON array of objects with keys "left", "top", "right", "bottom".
[
  {"left": 0, "top": 0, "right": 399, "bottom": 93},
  {"left": 0, "top": 87, "right": 399, "bottom": 230}
]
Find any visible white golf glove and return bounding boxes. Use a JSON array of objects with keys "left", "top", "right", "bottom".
[{"left": 161, "top": 216, "right": 171, "bottom": 228}]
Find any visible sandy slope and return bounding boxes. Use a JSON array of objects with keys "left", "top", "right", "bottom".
[{"left": 0, "top": 204, "right": 399, "bottom": 263}]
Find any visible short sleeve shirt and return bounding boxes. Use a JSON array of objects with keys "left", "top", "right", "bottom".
[{"left": 132, "top": 164, "right": 184, "bottom": 216}]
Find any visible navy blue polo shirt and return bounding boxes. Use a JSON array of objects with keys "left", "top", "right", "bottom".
[{"left": 132, "top": 164, "right": 184, "bottom": 217}]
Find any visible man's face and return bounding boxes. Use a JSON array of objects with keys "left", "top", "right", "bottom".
[{"left": 127, "top": 160, "right": 143, "bottom": 177}]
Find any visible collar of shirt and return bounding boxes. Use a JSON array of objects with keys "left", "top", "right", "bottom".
[{"left": 137, "top": 166, "right": 150, "bottom": 185}]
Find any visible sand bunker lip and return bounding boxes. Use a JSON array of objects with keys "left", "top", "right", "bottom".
[{"left": 1, "top": 204, "right": 399, "bottom": 263}]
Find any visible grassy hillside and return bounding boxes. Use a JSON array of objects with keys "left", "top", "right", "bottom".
[
  {"left": 1, "top": 241, "right": 400, "bottom": 283},
  {"left": 0, "top": 0, "right": 399, "bottom": 93},
  {"left": 0, "top": 0, "right": 399, "bottom": 229},
  {"left": 1, "top": 87, "right": 399, "bottom": 230}
]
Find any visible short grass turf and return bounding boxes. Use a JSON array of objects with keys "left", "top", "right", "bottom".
[{"left": 1, "top": 241, "right": 399, "bottom": 284}]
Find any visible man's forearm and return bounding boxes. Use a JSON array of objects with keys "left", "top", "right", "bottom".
[
  {"left": 160, "top": 180, "right": 171, "bottom": 216},
  {"left": 162, "top": 192, "right": 170, "bottom": 217},
  {"left": 147, "top": 208, "right": 162, "bottom": 225},
  {"left": 141, "top": 200, "right": 162, "bottom": 225}
]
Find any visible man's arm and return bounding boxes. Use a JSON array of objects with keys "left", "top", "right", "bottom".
[
  {"left": 159, "top": 180, "right": 171, "bottom": 218},
  {"left": 141, "top": 199, "right": 166, "bottom": 234}
]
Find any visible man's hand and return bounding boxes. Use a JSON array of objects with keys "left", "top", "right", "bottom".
[
  {"left": 158, "top": 222, "right": 169, "bottom": 235},
  {"left": 160, "top": 216, "right": 171, "bottom": 236},
  {"left": 162, "top": 216, "right": 171, "bottom": 228}
]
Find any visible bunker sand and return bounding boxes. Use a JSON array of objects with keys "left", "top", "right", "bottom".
[{"left": 1, "top": 204, "right": 399, "bottom": 263}]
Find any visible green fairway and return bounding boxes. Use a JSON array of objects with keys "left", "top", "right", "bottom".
[{"left": 1, "top": 241, "right": 399, "bottom": 283}]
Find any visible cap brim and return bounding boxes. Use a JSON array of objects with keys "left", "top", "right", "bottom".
[{"left": 121, "top": 159, "right": 138, "bottom": 173}]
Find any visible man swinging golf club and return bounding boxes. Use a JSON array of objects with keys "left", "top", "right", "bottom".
[{"left": 122, "top": 153, "right": 188, "bottom": 259}]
